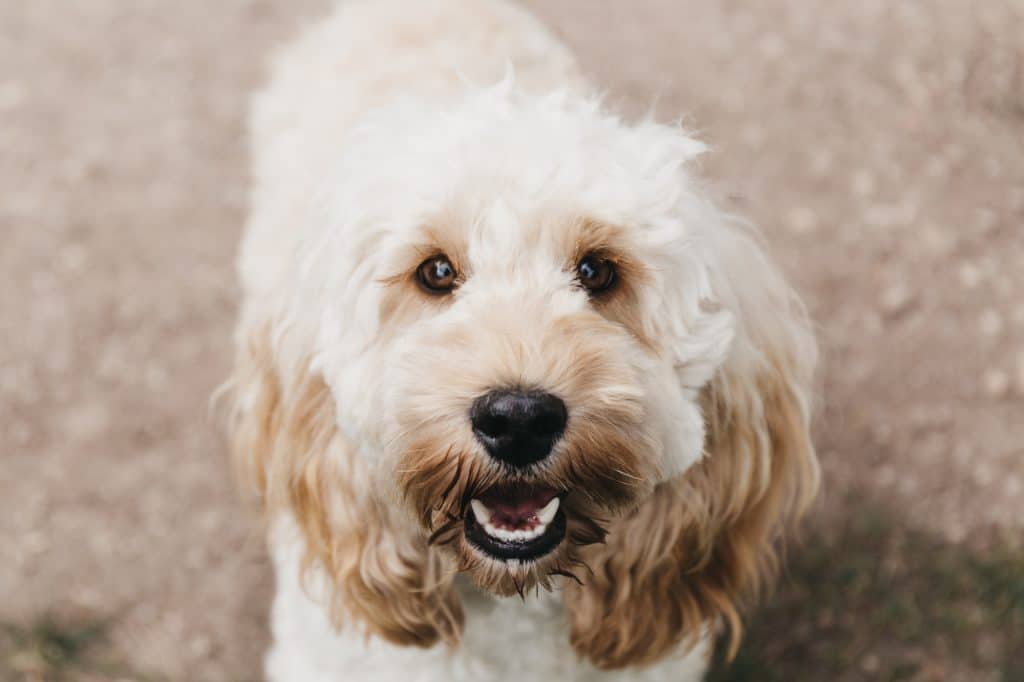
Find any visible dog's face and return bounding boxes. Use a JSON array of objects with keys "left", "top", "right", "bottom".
[
  {"left": 307, "top": 89, "right": 734, "bottom": 595},
  {"left": 378, "top": 213, "right": 674, "bottom": 594}
]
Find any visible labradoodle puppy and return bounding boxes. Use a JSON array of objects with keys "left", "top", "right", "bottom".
[{"left": 228, "top": 1, "right": 818, "bottom": 680}]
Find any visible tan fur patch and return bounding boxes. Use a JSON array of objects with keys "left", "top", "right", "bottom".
[
  {"left": 564, "top": 350, "right": 819, "bottom": 669},
  {"left": 229, "top": 325, "right": 464, "bottom": 647}
]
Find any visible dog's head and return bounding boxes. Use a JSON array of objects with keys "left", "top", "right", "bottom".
[{"left": 231, "top": 86, "right": 817, "bottom": 664}]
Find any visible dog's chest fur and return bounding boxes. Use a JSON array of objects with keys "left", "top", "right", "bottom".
[{"left": 266, "top": 528, "right": 709, "bottom": 682}]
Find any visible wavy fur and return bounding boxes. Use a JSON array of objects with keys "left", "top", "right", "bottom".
[{"left": 230, "top": 327, "right": 463, "bottom": 647}]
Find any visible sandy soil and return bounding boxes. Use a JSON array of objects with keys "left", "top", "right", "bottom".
[{"left": 2, "top": 1, "right": 1022, "bottom": 680}]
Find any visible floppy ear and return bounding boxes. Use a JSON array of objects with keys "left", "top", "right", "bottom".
[
  {"left": 565, "top": 221, "right": 819, "bottom": 669},
  {"left": 228, "top": 323, "right": 463, "bottom": 647}
]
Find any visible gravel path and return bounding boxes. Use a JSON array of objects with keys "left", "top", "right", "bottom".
[{"left": 2, "top": 1, "right": 1021, "bottom": 679}]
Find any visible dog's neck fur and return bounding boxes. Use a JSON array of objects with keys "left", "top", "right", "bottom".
[{"left": 266, "top": 518, "right": 711, "bottom": 682}]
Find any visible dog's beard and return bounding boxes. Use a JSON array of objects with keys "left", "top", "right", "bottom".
[{"left": 397, "top": 422, "right": 656, "bottom": 596}]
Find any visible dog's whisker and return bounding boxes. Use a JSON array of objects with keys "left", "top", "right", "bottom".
[
  {"left": 382, "top": 420, "right": 444, "bottom": 450},
  {"left": 510, "top": 574, "right": 525, "bottom": 601},
  {"left": 549, "top": 568, "right": 583, "bottom": 586},
  {"left": 609, "top": 467, "right": 644, "bottom": 482},
  {"left": 569, "top": 557, "right": 596, "bottom": 577},
  {"left": 439, "top": 451, "right": 462, "bottom": 505},
  {"left": 427, "top": 519, "right": 461, "bottom": 546}
]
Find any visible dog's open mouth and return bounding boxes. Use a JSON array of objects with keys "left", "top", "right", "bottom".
[{"left": 465, "top": 484, "right": 567, "bottom": 561}]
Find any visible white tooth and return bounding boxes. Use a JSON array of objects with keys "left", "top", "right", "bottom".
[
  {"left": 497, "top": 527, "right": 515, "bottom": 542},
  {"left": 536, "top": 497, "right": 560, "bottom": 525},
  {"left": 471, "top": 499, "right": 492, "bottom": 524},
  {"left": 483, "top": 520, "right": 510, "bottom": 541}
]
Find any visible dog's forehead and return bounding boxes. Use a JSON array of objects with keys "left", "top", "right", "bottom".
[
  {"left": 355, "top": 92, "right": 702, "bottom": 237},
  {"left": 460, "top": 199, "right": 585, "bottom": 265}
]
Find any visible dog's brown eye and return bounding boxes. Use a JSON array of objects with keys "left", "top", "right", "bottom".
[
  {"left": 416, "top": 255, "right": 458, "bottom": 293},
  {"left": 576, "top": 254, "right": 616, "bottom": 294}
]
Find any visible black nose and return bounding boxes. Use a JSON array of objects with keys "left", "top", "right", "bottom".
[{"left": 470, "top": 389, "right": 568, "bottom": 468}]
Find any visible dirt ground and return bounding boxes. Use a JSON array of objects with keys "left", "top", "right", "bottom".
[{"left": 2, "top": 1, "right": 1022, "bottom": 680}]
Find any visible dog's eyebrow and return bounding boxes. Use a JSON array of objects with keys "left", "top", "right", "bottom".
[
  {"left": 566, "top": 221, "right": 644, "bottom": 275},
  {"left": 568, "top": 218, "right": 630, "bottom": 257}
]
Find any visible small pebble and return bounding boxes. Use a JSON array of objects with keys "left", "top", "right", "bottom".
[
  {"left": 957, "top": 262, "right": 981, "bottom": 289},
  {"left": 1006, "top": 476, "right": 1022, "bottom": 498},
  {"left": 880, "top": 282, "right": 915, "bottom": 317},
  {"left": 983, "top": 368, "right": 1010, "bottom": 397},
  {"left": 979, "top": 309, "right": 1004, "bottom": 337},
  {"left": 786, "top": 207, "right": 818, "bottom": 234},
  {"left": 851, "top": 170, "right": 876, "bottom": 198}
]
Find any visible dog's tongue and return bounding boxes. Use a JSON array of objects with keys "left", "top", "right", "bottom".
[{"left": 479, "top": 485, "right": 558, "bottom": 528}]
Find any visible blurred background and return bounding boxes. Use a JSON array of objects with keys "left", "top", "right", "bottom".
[{"left": 2, "top": 1, "right": 1022, "bottom": 680}]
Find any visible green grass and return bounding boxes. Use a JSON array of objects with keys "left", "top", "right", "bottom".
[
  {"left": 2, "top": 614, "right": 107, "bottom": 681},
  {"left": 708, "top": 509, "right": 1024, "bottom": 681},
  {"left": 0, "top": 613, "right": 157, "bottom": 682}
]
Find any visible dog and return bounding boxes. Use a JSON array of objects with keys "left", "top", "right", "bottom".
[{"left": 228, "top": 1, "right": 819, "bottom": 680}]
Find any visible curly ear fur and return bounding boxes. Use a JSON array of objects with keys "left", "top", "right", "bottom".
[
  {"left": 228, "top": 325, "right": 463, "bottom": 647},
  {"left": 565, "top": 222, "right": 819, "bottom": 669}
]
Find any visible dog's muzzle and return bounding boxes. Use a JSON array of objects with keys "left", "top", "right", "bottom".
[{"left": 464, "top": 389, "right": 569, "bottom": 561}]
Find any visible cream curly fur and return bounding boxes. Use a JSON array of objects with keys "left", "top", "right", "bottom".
[{"left": 228, "top": 1, "right": 819, "bottom": 680}]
